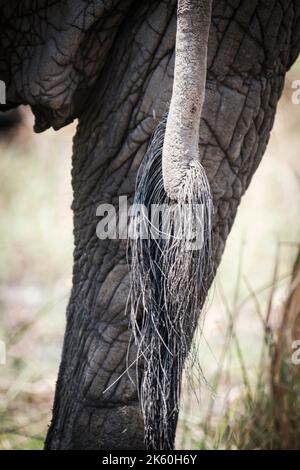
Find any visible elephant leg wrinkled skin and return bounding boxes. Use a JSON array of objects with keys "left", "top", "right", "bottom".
[
  {"left": 0, "top": 0, "right": 299, "bottom": 450},
  {"left": 45, "top": 2, "right": 177, "bottom": 449}
]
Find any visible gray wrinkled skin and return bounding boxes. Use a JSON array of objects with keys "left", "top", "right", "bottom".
[{"left": 1, "top": 0, "right": 300, "bottom": 450}]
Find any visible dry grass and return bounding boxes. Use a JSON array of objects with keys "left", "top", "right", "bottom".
[{"left": 177, "top": 243, "right": 300, "bottom": 450}]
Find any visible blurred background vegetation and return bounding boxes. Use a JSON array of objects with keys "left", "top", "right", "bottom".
[{"left": 0, "top": 59, "right": 300, "bottom": 450}]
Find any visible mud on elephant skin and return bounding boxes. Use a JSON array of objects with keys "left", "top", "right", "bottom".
[{"left": 1, "top": 0, "right": 300, "bottom": 450}]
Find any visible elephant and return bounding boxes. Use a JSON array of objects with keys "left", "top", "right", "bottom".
[{"left": 1, "top": 0, "right": 300, "bottom": 450}]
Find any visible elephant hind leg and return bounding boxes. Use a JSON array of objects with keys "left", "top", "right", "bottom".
[{"left": 45, "top": 262, "right": 144, "bottom": 450}]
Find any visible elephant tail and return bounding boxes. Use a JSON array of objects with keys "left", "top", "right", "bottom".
[
  {"left": 129, "top": 0, "right": 213, "bottom": 450},
  {"left": 130, "top": 119, "right": 212, "bottom": 449}
]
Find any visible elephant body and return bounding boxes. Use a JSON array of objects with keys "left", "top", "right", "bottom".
[{"left": 1, "top": 0, "right": 300, "bottom": 449}]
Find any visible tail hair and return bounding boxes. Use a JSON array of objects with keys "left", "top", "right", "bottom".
[{"left": 129, "top": 118, "right": 213, "bottom": 450}]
